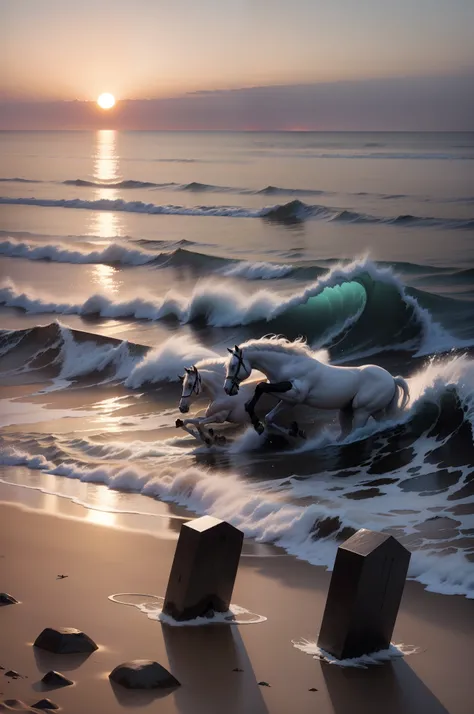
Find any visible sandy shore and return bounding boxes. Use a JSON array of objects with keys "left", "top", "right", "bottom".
[{"left": 1, "top": 493, "right": 473, "bottom": 714}]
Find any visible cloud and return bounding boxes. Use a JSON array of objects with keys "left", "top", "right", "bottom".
[{"left": 1, "top": 75, "right": 473, "bottom": 130}]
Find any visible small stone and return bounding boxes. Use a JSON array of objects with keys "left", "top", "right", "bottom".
[
  {"left": 0, "top": 594, "right": 18, "bottom": 606},
  {"left": 34, "top": 628, "right": 98, "bottom": 654},
  {"left": 257, "top": 681, "right": 270, "bottom": 687},
  {"left": 40, "top": 671, "right": 73, "bottom": 688},
  {"left": 4, "top": 672, "right": 21, "bottom": 680},
  {"left": 31, "top": 699, "right": 59, "bottom": 710},
  {"left": 308, "top": 687, "right": 318, "bottom": 692},
  {"left": 109, "top": 660, "right": 180, "bottom": 690}
]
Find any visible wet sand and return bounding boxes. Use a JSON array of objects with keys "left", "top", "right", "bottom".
[{"left": 1, "top": 493, "right": 473, "bottom": 714}]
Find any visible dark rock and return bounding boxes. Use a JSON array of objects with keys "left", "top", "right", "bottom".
[
  {"left": 33, "top": 627, "right": 98, "bottom": 654},
  {"left": 31, "top": 700, "right": 59, "bottom": 711},
  {"left": 109, "top": 660, "right": 180, "bottom": 690},
  {"left": 257, "top": 681, "right": 270, "bottom": 687},
  {"left": 0, "top": 594, "right": 18, "bottom": 606},
  {"left": 40, "top": 671, "right": 73, "bottom": 688},
  {"left": 4, "top": 672, "right": 21, "bottom": 680},
  {"left": 308, "top": 687, "right": 318, "bottom": 692}
]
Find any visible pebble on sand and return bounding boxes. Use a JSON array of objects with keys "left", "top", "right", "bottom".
[
  {"left": 31, "top": 699, "right": 59, "bottom": 710},
  {"left": 0, "top": 594, "right": 18, "bottom": 606},
  {"left": 109, "top": 660, "right": 180, "bottom": 690},
  {"left": 40, "top": 671, "right": 73, "bottom": 688},
  {"left": 33, "top": 627, "right": 98, "bottom": 654}
]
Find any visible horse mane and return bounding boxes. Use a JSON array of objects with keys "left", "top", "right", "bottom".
[
  {"left": 193, "top": 357, "right": 226, "bottom": 371},
  {"left": 238, "top": 335, "right": 314, "bottom": 358}
]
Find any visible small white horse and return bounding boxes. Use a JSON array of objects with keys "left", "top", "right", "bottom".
[
  {"left": 224, "top": 337, "right": 410, "bottom": 439},
  {"left": 176, "top": 359, "right": 277, "bottom": 445}
]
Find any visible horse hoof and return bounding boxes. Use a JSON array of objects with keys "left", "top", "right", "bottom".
[
  {"left": 175, "top": 419, "right": 184, "bottom": 428},
  {"left": 205, "top": 438, "right": 212, "bottom": 446},
  {"left": 208, "top": 428, "right": 214, "bottom": 436},
  {"left": 255, "top": 422, "right": 265, "bottom": 435},
  {"left": 289, "top": 421, "right": 299, "bottom": 438}
]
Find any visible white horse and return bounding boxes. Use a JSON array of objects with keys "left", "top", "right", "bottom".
[
  {"left": 176, "top": 359, "right": 278, "bottom": 445},
  {"left": 224, "top": 337, "right": 410, "bottom": 439}
]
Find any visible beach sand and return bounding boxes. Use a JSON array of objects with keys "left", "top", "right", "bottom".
[{"left": 1, "top": 492, "right": 473, "bottom": 714}]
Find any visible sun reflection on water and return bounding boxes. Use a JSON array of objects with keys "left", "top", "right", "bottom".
[
  {"left": 91, "top": 129, "right": 123, "bottom": 239},
  {"left": 91, "top": 263, "right": 118, "bottom": 293},
  {"left": 86, "top": 507, "right": 117, "bottom": 528}
]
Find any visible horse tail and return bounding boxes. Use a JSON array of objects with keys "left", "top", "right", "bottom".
[{"left": 393, "top": 376, "right": 410, "bottom": 410}]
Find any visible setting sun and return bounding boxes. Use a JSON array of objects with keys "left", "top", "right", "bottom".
[{"left": 97, "top": 93, "right": 115, "bottom": 110}]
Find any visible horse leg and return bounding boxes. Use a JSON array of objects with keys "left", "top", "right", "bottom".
[
  {"left": 352, "top": 409, "right": 371, "bottom": 432},
  {"left": 176, "top": 420, "right": 207, "bottom": 443},
  {"left": 264, "top": 401, "right": 306, "bottom": 439},
  {"left": 338, "top": 406, "right": 353, "bottom": 441},
  {"left": 264, "top": 400, "right": 287, "bottom": 427},
  {"left": 245, "top": 381, "right": 293, "bottom": 434},
  {"left": 193, "top": 411, "right": 229, "bottom": 446}
]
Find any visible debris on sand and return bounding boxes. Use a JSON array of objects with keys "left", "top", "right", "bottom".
[{"left": 4, "top": 672, "right": 22, "bottom": 680}]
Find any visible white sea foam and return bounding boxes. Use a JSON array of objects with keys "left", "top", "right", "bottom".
[
  {"left": 57, "top": 324, "right": 138, "bottom": 380},
  {"left": 0, "top": 238, "right": 157, "bottom": 265},
  {"left": 108, "top": 593, "right": 267, "bottom": 625},
  {"left": 292, "top": 640, "right": 420, "bottom": 668},
  {"left": 125, "top": 333, "right": 219, "bottom": 388},
  {"left": 220, "top": 260, "right": 294, "bottom": 280}
]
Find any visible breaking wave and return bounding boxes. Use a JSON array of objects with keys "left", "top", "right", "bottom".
[
  {"left": 0, "top": 237, "right": 294, "bottom": 279},
  {"left": 1, "top": 258, "right": 472, "bottom": 361},
  {"left": 0, "top": 238, "right": 158, "bottom": 266},
  {"left": 1, "top": 196, "right": 473, "bottom": 229}
]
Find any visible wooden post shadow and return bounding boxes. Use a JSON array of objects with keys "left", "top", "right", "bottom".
[
  {"left": 318, "top": 529, "right": 411, "bottom": 660},
  {"left": 163, "top": 515, "right": 244, "bottom": 621}
]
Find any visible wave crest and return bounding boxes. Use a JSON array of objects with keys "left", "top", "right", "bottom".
[{"left": 1, "top": 196, "right": 472, "bottom": 229}]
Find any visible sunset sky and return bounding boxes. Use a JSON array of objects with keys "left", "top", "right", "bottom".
[{"left": 2, "top": 0, "right": 473, "bottom": 129}]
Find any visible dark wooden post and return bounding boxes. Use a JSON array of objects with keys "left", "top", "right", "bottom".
[
  {"left": 317, "top": 529, "right": 411, "bottom": 660},
  {"left": 163, "top": 515, "right": 244, "bottom": 621}
]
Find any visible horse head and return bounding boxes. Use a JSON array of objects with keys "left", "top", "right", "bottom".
[
  {"left": 178, "top": 365, "right": 201, "bottom": 413},
  {"left": 224, "top": 345, "right": 251, "bottom": 396}
]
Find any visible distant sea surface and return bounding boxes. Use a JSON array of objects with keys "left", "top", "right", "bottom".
[{"left": 1, "top": 130, "right": 474, "bottom": 598}]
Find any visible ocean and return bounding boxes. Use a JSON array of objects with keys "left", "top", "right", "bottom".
[{"left": 1, "top": 129, "right": 474, "bottom": 599}]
